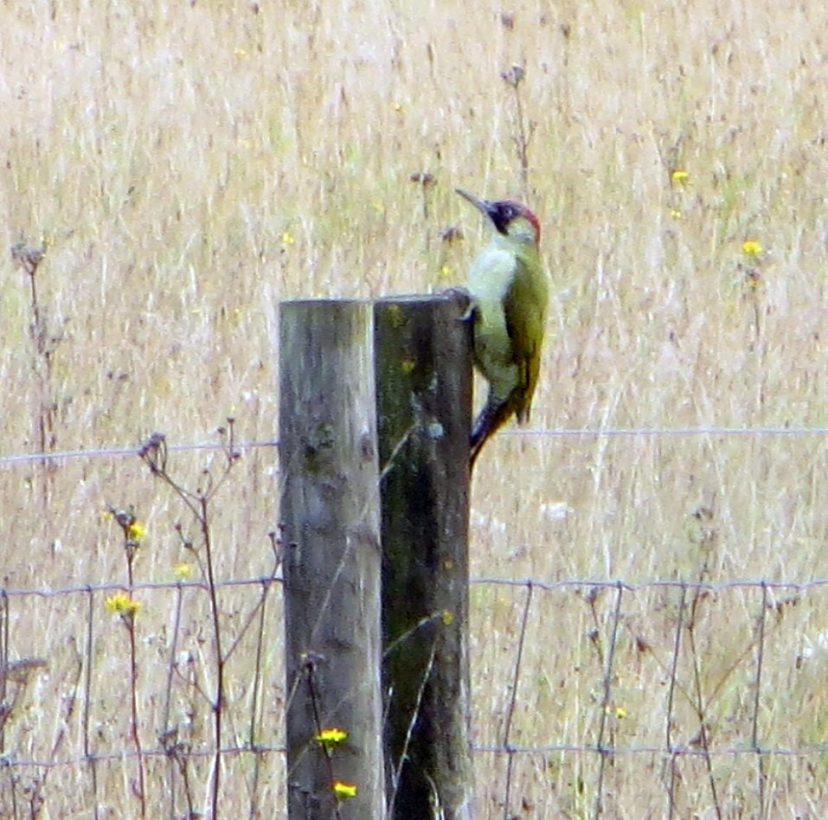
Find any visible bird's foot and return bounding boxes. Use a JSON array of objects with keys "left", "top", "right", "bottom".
[
  {"left": 441, "top": 286, "right": 475, "bottom": 320},
  {"left": 441, "top": 286, "right": 470, "bottom": 300}
]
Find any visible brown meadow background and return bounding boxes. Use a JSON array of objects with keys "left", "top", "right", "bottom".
[{"left": 2, "top": 0, "right": 827, "bottom": 816}]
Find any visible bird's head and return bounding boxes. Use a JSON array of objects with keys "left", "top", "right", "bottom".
[{"left": 456, "top": 188, "right": 541, "bottom": 246}]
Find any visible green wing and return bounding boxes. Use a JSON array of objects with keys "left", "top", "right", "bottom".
[{"left": 503, "top": 253, "right": 548, "bottom": 423}]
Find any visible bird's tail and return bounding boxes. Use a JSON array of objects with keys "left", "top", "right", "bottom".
[{"left": 469, "top": 395, "right": 519, "bottom": 469}]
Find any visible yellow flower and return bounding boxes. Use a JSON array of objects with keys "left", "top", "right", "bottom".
[
  {"left": 606, "top": 704, "right": 628, "bottom": 719},
  {"left": 670, "top": 209, "right": 682, "bottom": 220},
  {"left": 127, "top": 521, "right": 147, "bottom": 542},
  {"left": 441, "top": 610, "right": 455, "bottom": 626},
  {"left": 173, "top": 562, "right": 193, "bottom": 580},
  {"left": 105, "top": 593, "right": 141, "bottom": 618},
  {"left": 742, "top": 240, "right": 763, "bottom": 257},
  {"left": 671, "top": 170, "right": 689, "bottom": 185},
  {"left": 333, "top": 781, "right": 358, "bottom": 800},
  {"left": 281, "top": 231, "right": 295, "bottom": 247},
  {"left": 317, "top": 727, "right": 348, "bottom": 747}
]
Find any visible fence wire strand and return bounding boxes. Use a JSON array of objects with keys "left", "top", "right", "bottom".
[{"left": 1, "top": 425, "right": 825, "bottom": 468}]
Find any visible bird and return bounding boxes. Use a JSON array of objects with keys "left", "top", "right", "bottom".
[{"left": 455, "top": 188, "right": 548, "bottom": 468}]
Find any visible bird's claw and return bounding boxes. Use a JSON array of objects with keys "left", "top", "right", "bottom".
[{"left": 441, "top": 287, "right": 475, "bottom": 322}]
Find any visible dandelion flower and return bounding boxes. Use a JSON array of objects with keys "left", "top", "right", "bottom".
[
  {"left": 333, "top": 781, "right": 358, "bottom": 800},
  {"left": 317, "top": 728, "right": 348, "bottom": 747},
  {"left": 105, "top": 593, "right": 141, "bottom": 618},
  {"left": 127, "top": 521, "right": 147, "bottom": 542},
  {"left": 671, "top": 170, "right": 689, "bottom": 185},
  {"left": 742, "top": 240, "right": 763, "bottom": 257}
]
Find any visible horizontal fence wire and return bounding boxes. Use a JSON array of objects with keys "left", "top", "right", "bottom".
[
  {"left": 473, "top": 743, "right": 828, "bottom": 757},
  {"left": 1, "top": 425, "right": 826, "bottom": 467},
  {"left": 5, "top": 574, "right": 827, "bottom": 601},
  {"left": 0, "top": 743, "right": 287, "bottom": 771},
  {"left": 471, "top": 576, "right": 828, "bottom": 594},
  {"left": 1, "top": 576, "right": 283, "bottom": 600},
  {"left": 8, "top": 741, "right": 827, "bottom": 774},
  {"left": 0, "top": 439, "right": 278, "bottom": 467}
]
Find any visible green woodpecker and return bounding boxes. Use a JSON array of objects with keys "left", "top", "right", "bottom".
[{"left": 456, "top": 188, "right": 548, "bottom": 467}]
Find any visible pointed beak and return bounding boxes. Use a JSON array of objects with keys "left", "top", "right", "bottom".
[{"left": 455, "top": 188, "right": 492, "bottom": 219}]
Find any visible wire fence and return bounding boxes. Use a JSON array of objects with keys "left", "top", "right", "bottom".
[
  {"left": 3, "top": 424, "right": 828, "bottom": 468},
  {"left": 2, "top": 430, "right": 827, "bottom": 816}
]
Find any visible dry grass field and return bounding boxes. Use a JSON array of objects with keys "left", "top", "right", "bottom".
[{"left": 2, "top": 0, "right": 827, "bottom": 817}]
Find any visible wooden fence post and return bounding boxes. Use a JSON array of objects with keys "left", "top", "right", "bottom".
[
  {"left": 279, "top": 300, "right": 385, "bottom": 818},
  {"left": 374, "top": 292, "right": 475, "bottom": 818}
]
